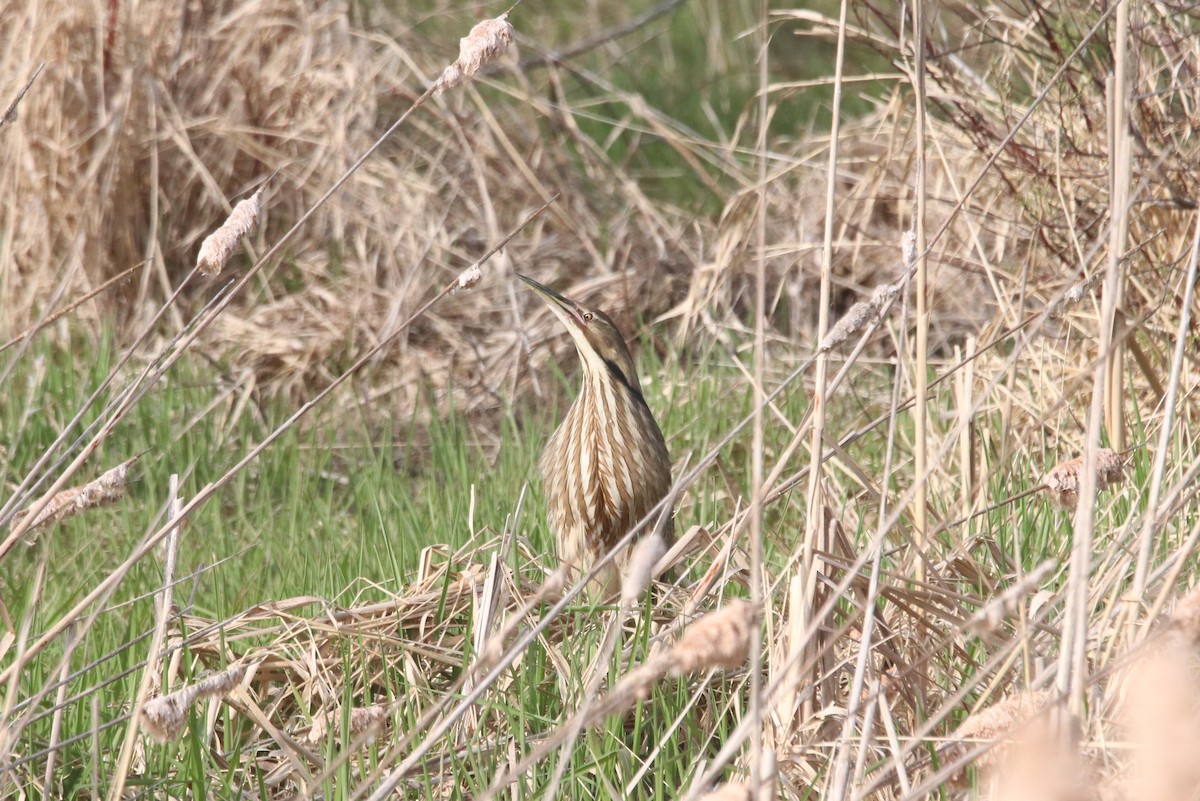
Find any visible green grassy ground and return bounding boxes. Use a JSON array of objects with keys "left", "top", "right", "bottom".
[
  {"left": 6, "top": 319, "right": 1154, "bottom": 798},
  {"left": 1, "top": 328, "right": 813, "bottom": 798}
]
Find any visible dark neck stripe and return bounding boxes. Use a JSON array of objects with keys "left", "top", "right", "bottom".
[{"left": 603, "top": 358, "right": 648, "bottom": 407}]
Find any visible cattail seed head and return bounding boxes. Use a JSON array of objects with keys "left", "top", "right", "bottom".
[
  {"left": 1122, "top": 642, "right": 1200, "bottom": 801},
  {"left": 1041, "top": 448, "right": 1125, "bottom": 510},
  {"left": 141, "top": 664, "right": 246, "bottom": 742},
  {"left": 697, "top": 751, "right": 777, "bottom": 801},
  {"left": 1170, "top": 586, "right": 1200, "bottom": 644},
  {"left": 13, "top": 454, "right": 139, "bottom": 534},
  {"left": 433, "top": 15, "right": 515, "bottom": 95},
  {"left": 819, "top": 279, "right": 903, "bottom": 353},
  {"left": 451, "top": 264, "right": 483, "bottom": 295},
  {"left": 620, "top": 532, "right": 667, "bottom": 607},
  {"left": 196, "top": 187, "right": 264, "bottom": 277},
  {"left": 669, "top": 600, "right": 761, "bottom": 677},
  {"left": 306, "top": 704, "right": 389, "bottom": 746}
]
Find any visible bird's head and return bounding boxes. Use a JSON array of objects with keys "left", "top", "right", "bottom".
[{"left": 517, "top": 273, "right": 643, "bottom": 395}]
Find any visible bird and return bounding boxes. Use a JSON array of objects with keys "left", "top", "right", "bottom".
[{"left": 518, "top": 273, "right": 674, "bottom": 589}]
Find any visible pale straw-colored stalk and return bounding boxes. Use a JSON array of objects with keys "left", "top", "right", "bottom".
[
  {"left": 801, "top": 0, "right": 847, "bottom": 747},
  {"left": 109, "top": 473, "right": 181, "bottom": 799},
  {"left": 1058, "top": 0, "right": 1131, "bottom": 719}
]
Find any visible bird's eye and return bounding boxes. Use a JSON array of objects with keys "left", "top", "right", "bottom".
[{"left": 582, "top": 311, "right": 593, "bottom": 322}]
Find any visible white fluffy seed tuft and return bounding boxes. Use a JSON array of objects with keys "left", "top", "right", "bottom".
[{"left": 451, "top": 264, "right": 483, "bottom": 295}]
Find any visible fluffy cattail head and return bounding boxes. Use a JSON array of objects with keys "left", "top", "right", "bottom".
[
  {"left": 13, "top": 454, "right": 140, "bottom": 534},
  {"left": 141, "top": 664, "right": 246, "bottom": 742},
  {"left": 305, "top": 704, "right": 389, "bottom": 746},
  {"left": 433, "top": 15, "right": 515, "bottom": 95},
  {"left": 620, "top": 532, "right": 667, "bottom": 607},
  {"left": 1041, "top": 448, "right": 1125, "bottom": 510},
  {"left": 669, "top": 600, "right": 761, "bottom": 677},
  {"left": 196, "top": 187, "right": 264, "bottom": 277},
  {"left": 451, "top": 264, "right": 483, "bottom": 295}
]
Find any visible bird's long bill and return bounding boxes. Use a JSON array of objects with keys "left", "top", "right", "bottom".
[{"left": 516, "top": 273, "right": 586, "bottom": 328}]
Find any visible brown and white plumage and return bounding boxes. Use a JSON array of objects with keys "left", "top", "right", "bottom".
[{"left": 519, "top": 274, "right": 674, "bottom": 586}]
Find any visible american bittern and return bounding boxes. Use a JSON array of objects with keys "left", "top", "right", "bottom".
[{"left": 518, "top": 274, "right": 674, "bottom": 586}]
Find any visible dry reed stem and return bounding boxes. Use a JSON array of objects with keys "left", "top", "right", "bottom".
[
  {"left": 1041, "top": 448, "right": 1126, "bottom": 510},
  {"left": 196, "top": 187, "right": 265, "bottom": 277},
  {"left": 432, "top": 14, "right": 515, "bottom": 95},
  {"left": 140, "top": 664, "right": 247, "bottom": 743},
  {"left": 0, "top": 261, "right": 148, "bottom": 355},
  {"left": 9, "top": 454, "right": 139, "bottom": 535}
]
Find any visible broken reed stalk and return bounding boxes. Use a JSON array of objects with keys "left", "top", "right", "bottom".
[{"left": 1103, "top": 2, "right": 1133, "bottom": 456}]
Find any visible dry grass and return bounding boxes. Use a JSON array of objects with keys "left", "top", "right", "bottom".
[{"left": 3, "top": 0, "right": 1200, "bottom": 799}]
